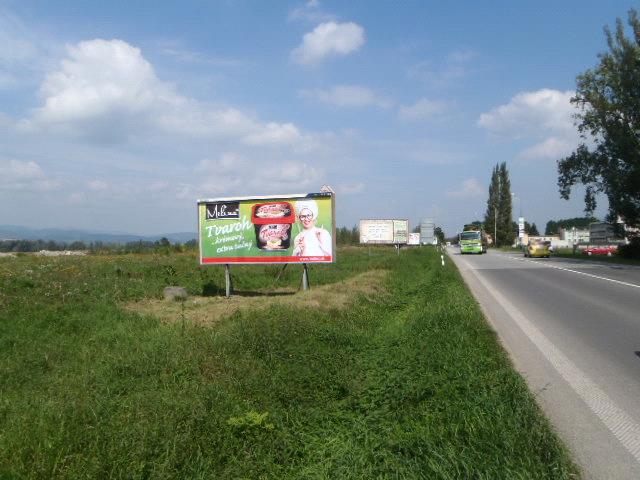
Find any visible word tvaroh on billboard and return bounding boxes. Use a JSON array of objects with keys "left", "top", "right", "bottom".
[
  {"left": 198, "top": 192, "right": 335, "bottom": 264},
  {"left": 359, "top": 219, "right": 409, "bottom": 245}
]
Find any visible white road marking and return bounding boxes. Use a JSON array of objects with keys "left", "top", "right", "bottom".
[
  {"left": 509, "top": 256, "right": 640, "bottom": 289},
  {"left": 457, "top": 254, "right": 640, "bottom": 465}
]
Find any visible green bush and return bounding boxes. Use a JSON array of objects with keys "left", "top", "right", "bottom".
[{"left": 619, "top": 236, "right": 640, "bottom": 259}]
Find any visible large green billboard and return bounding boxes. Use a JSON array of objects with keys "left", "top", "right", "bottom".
[{"left": 198, "top": 192, "right": 335, "bottom": 264}]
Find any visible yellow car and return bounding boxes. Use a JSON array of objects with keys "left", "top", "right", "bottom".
[{"left": 524, "top": 240, "right": 550, "bottom": 258}]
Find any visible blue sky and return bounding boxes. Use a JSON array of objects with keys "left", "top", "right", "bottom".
[{"left": 0, "top": 0, "right": 632, "bottom": 235}]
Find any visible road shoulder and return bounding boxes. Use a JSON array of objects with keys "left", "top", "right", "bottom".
[{"left": 448, "top": 248, "right": 640, "bottom": 480}]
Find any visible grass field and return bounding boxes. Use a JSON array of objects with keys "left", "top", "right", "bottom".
[
  {"left": 552, "top": 249, "right": 640, "bottom": 266},
  {"left": 0, "top": 247, "right": 578, "bottom": 479}
]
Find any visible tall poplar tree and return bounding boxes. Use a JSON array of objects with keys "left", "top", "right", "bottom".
[
  {"left": 498, "top": 162, "right": 514, "bottom": 246},
  {"left": 484, "top": 165, "right": 499, "bottom": 244},
  {"left": 484, "top": 162, "right": 514, "bottom": 247}
]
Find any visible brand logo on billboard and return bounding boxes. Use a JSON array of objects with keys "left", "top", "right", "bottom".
[{"left": 206, "top": 202, "right": 240, "bottom": 220}]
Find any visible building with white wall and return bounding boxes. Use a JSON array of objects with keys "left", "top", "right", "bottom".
[{"left": 559, "top": 228, "right": 590, "bottom": 244}]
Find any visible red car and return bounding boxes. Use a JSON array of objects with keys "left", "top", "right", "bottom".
[{"left": 584, "top": 245, "right": 618, "bottom": 256}]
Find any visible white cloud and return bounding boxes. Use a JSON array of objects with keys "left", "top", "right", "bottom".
[
  {"left": 398, "top": 98, "right": 449, "bottom": 121},
  {"left": 517, "top": 137, "right": 575, "bottom": 160},
  {"left": 194, "top": 152, "right": 322, "bottom": 196},
  {"left": 0, "top": 158, "right": 58, "bottom": 191},
  {"left": 292, "top": 22, "right": 365, "bottom": 65},
  {"left": 23, "top": 38, "right": 315, "bottom": 149},
  {"left": 477, "top": 89, "right": 575, "bottom": 138},
  {"left": 300, "top": 85, "right": 391, "bottom": 108},
  {"left": 478, "top": 89, "right": 581, "bottom": 161},
  {"left": 30, "top": 39, "right": 182, "bottom": 141},
  {"left": 244, "top": 122, "right": 304, "bottom": 146},
  {"left": 446, "top": 178, "right": 484, "bottom": 198}
]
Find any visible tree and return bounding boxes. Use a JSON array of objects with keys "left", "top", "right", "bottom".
[
  {"left": 484, "top": 162, "right": 513, "bottom": 247},
  {"left": 434, "top": 227, "right": 445, "bottom": 244},
  {"left": 558, "top": 9, "right": 640, "bottom": 229},
  {"left": 464, "top": 220, "right": 484, "bottom": 230},
  {"left": 529, "top": 223, "right": 539, "bottom": 236},
  {"left": 335, "top": 225, "right": 360, "bottom": 245},
  {"left": 497, "top": 163, "right": 514, "bottom": 245},
  {"left": 484, "top": 165, "right": 500, "bottom": 244},
  {"left": 545, "top": 217, "right": 597, "bottom": 234},
  {"left": 545, "top": 220, "right": 559, "bottom": 235}
]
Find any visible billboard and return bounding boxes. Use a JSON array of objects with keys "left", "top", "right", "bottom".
[
  {"left": 393, "top": 220, "right": 408, "bottom": 244},
  {"left": 359, "top": 219, "right": 409, "bottom": 244},
  {"left": 408, "top": 232, "right": 421, "bottom": 245},
  {"left": 420, "top": 218, "right": 436, "bottom": 245},
  {"left": 518, "top": 217, "right": 525, "bottom": 242},
  {"left": 198, "top": 192, "right": 335, "bottom": 264}
]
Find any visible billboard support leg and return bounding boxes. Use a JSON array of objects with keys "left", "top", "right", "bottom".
[
  {"left": 302, "top": 263, "right": 310, "bottom": 291},
  {"left": 225, "top": 264, "right": 233, "bottom": 298}
]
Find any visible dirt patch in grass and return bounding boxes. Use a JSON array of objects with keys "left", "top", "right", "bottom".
[{"left": 125, "top": 269, "right": 389, "bottom": 326}]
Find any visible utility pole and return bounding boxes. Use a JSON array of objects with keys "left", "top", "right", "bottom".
[{"left": 494, "top": 180, "right": 500, "bottom": 248}]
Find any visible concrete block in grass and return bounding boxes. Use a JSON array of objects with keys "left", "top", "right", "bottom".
[{"left": 163, "top": 286, "right": 188, "bottom": 301}]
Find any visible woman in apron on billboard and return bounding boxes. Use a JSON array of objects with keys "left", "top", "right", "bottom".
[{"left": 292, "top": 200, "right": 332, "bottom": 257}]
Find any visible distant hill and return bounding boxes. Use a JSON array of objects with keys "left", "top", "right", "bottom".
[{"left": 0, "top": 225, "right": 196, "bottom": 244}]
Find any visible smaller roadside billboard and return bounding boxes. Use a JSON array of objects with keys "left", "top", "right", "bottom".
[
  {"left": 359, "top": 219, "right": 409, "bottom": 244},
  {"left": 408, "top": 232, "right": 421, "bottom": 245},
  {"left": 518, "top": 217, "right": 525, "bottom": 241},
  {"left": 393, "top": 220, "right": 408, "bottom": 244}
]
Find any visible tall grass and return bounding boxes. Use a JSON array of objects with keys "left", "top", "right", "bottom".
[{"left": 0, "top": 247, "right": 577, "bottom": 478}]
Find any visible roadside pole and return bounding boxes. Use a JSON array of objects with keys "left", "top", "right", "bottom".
[
  {"left": 225, "top": 264, "right": 233, "bottom": 297},
  {"left": 302, "top": 263, "right": 310, "bottom": 291}
]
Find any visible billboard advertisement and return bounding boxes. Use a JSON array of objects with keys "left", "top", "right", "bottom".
[
  {"left": 393, "top": 220, "right": 409, "bottom": 244},
  {"left": 359, "top": 219, "right": 409, "bottom": 244},
  {"left": 198, "top": 192, "right": 335, "bottom": 264},
  {"left": 518, "top": 217, "right": 525, "bottom": 242},
  {"left": 408, "top": 232, "right": 421, "bottom": 245},
  {"left": 420, "top": 218, "right": 435, "bottom": 245}
]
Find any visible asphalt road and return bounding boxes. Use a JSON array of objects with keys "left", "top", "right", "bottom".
[{"left": 448, "top": 248, "right": 640, "bottom": 480}]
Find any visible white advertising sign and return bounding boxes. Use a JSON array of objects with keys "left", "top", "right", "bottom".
[
  {"left": 360, "top": 219, "right": 393, "bottom": 244},
  {"left": 408, "top": 232, "right": 421, "bottom": 245},
  {"left": 393, "top": 219, "right": 409, "bottom": 244},
  {"left": 518, "top": 217, "right": 525, "bottom": 240},
  {"left": 359, "top": 219, "right": 408, "bottom": 244}
]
